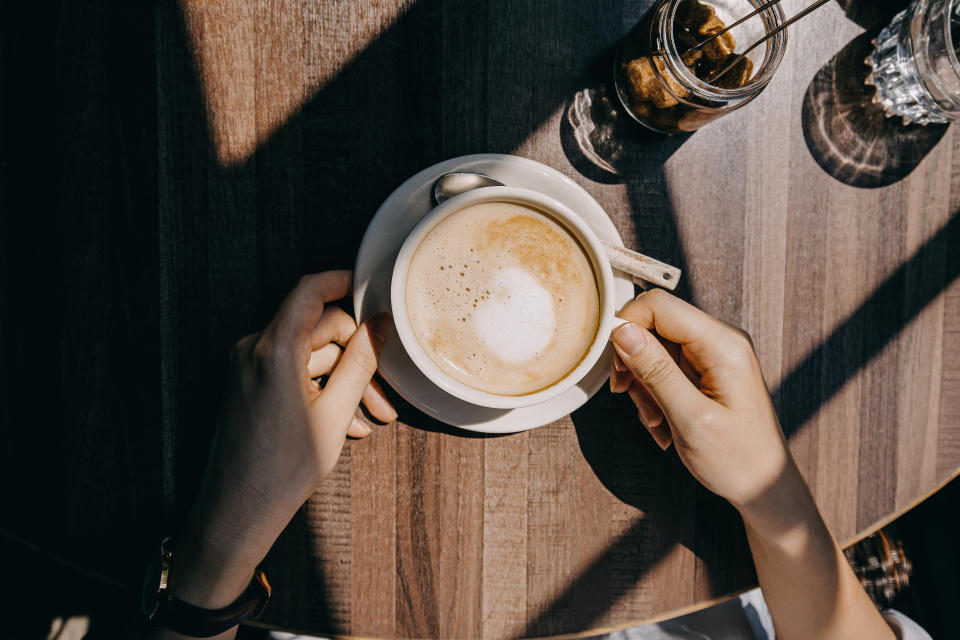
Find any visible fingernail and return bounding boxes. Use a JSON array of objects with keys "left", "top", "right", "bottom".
[
  {"left": 613, "top": 322, "right": 646, "bottom": 356},
  {"left": 369, "top": 312, "right": 393, "bottom": 345}
]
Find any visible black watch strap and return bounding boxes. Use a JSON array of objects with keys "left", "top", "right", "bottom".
[{"left": 154, "top": 568, "right": 271, "bottom": 637}]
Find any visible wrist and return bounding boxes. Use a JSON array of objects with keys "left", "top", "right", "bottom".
[
  {"left": 170, "top": 526, "right": 263, "bottom": 609},
  {"left": 734, "top": 459, "right": 823, "bottom": 542},
  {"left": 170, "top": 467, "right": 295, "bottom": 608}
]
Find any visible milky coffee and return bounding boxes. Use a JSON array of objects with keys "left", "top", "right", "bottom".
[{"left": 405, "top": 201, "right": 600, "bottom": 396}]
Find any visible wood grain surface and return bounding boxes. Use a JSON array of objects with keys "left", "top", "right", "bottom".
[{"left": 2, "top": 0, "right": 959, "bottom": 637}]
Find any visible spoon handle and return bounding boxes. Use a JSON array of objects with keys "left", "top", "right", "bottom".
[{"left": 601, "top": 241, "right": 681, "bottom": 291}]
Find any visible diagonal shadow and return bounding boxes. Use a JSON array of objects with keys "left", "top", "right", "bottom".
[
  {"left": 519, "top": 518, "right": 676, "bottom": 638},
  {"left": 836, "top": 0, "right": 909, "bottom": 29},
  {"left": 773, "top": 213, "right": 960, "bottom": 437},
  {"left": 168, "top": 0, "right": 960, "bottom": 633},
  {"left": 181, "top": 0, "right": 956, "bottom": 633},
  {"left": 9, "top": 0, "right": 954, "bottom": 634},
  {"left": 523, "top": 381, "right": 752, "bottom": 637},
  {"left": 156, "top": 0, "right": 663, "bottom": 497},
  {"left": 529, "top": 213, "right": 959, "bottom": 634},
  {"left": 559, "top": 7, "right": 694, "bottom": 301},
  {"left": 156, "top": 0, "right": 677, "bottom": 635}
]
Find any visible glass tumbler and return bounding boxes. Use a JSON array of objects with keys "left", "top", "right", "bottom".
[
  {"left": 870, "top": 0, "right": 960, "bottom": 124},
  {"left": 614, "top": 0, "right": 788, "bottom": 133}
]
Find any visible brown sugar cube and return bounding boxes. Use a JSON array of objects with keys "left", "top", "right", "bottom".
[
  {"left": 682, "top": 48, "right": 703, "bottom": 68},
  {"left": 677, "top": 0, "right": 716, "bottom": 31},
  {"left": 674, "top": 26, "right": 703, "bottom": 66},
  {"left": 713, "top": 54, "right": 754, "bottom": 89},
  {"left": 624, "top": 56, "right": 689, "bottom": 109},
  {"left": 701, "top": 29, "right": 736, "bottom": 67},
  {"left": 653, "top": 56, "right": 691, "bottom": 107},
  {"left": 624, "top": 57, "right": 659, "bottom": 101},
  {"left": 697, "top": 12, "right": 726, "bottom": 36}
]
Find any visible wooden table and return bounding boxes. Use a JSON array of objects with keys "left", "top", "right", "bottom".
[{"left": 2, "top": 0, "right": 959, "bottom": 637}]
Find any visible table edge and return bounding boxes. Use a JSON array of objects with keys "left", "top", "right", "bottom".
[{"left": 245, "top": 465, "right": 960, "bottom": 640}]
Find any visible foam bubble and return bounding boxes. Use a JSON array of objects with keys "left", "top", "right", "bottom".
[{"left": 473, "top": 268, "right": 555, "bottom": 363}]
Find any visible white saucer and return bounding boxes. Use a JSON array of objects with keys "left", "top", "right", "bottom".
[{"left": 353, "top": 154, "right": 635, "bottom": 434}]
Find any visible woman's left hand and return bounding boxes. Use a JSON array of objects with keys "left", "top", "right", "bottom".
[{"left": 166, "top": 271, "right": 395, "bottom": 618}]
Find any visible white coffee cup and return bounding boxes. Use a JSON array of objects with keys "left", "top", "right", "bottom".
[{"left": 391, "top": 186, "right": 619, "bottom": 409}]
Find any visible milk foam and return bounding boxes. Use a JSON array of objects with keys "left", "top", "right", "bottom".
[
  {"left": 404, "top": 201, "right": 600, "bottom": 396},
  {"left": 473, "top": 267, "right": 555, "bottom": 363}
]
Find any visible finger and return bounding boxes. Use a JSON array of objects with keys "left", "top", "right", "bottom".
[
  {"left": 612, "top": 367, "right": 634, "bottom": 394},
  {"left": 266, "top": 271, "right": 352, "bottom": 350},
  {"left": 315, "top": 313, "right": 392, "bottom": 434},
  {"left": 309, "top": 344, "right": 397, "bottom": 423},
  {"left": 310, "top": 306, "right": 358, "bottom": 350},
  {"left": 347, "top": 416, "right": 372, "bottom": 438},
  {"left": 648, "top": 423, "right": 673, "bottom": 451},
  {"left": 627, "top": 380, "right": 665, "bottom": 428},
  {"left": 308, "top": 343, "right": 343, "bottom": 378},
  {"left": 309, "top": 343, "right": 395, "bottom": 422},
  {"left": 361, "top": 378, "right": 398, "bottom": 423},
  {"left": 616, "top": 289, "right": 731, "bottom": 369},
  {"left": 612, "top": 322, "right": 709, "bottom": 426},
  {"left": 610, "top": 354, "right": 622, "bottom": 392},
  {"left": 627, "top": 381, "right": 671, "bottom": 450},
  {"left": 230, "top": 332, "right": 261, "bottom": 365},
  {"left": 610, "top": 352, "right": 633, "bottom": 393},
  {"left": 660, "top": 336, "right": 701, "bottom": 387}
]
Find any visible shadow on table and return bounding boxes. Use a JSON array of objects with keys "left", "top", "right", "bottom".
[
  {"left": 526, "top": 30, "right": 748, "bottom": 639},
  {"left": 836, "top": 0, "right": 909, "bottom": 29},
  {"left": 11, "top": 0, "right": 957, "bottom": 634},
  {"left": 532, "top": 391, "right": 753, "bottom": 638},
  {"left": 548, "top": 13, "right": 960, "bottom": 631},
  {"left": 381, "top": 384, "right": 504, "bottom": 439},
  {"left": 0, "top": 531, "right": 145, "bottom": 639},
  {"left": 772, "top": 212, "right": 960, "bottom": 438},
  {"left": 549, "top": 212, "right": 960, "bottom": 635},
  {"left": 560, "top": 40, "right": 693, "bottom": 300},
  {"left": 155, "top": 0, "right": 672, "bottom": 635},
  {"left": 801, "top": 30, "right": 948, "bottom": 189}
]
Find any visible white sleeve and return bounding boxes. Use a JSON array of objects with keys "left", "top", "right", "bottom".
[
  {"left": 881, "top": 610, "right": 933, "bottom": 640},
  {"left": 736, "top": 590, "right": 934, "bottom": 640}
]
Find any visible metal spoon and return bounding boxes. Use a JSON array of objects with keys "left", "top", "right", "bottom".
[{"left": 431, "top": 171, "right": 681, "bottom": 290}]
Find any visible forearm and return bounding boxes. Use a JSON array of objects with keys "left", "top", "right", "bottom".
[{"left": 737, "top": 462, "right": 894, "bottom": 640}]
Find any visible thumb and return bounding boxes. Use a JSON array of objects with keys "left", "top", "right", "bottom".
[
  {"left": 612, "top": 322, "right": 706, "bottom": 424},
  {"left": 316, "top": 313, "right": 392, "bottom": 434}
]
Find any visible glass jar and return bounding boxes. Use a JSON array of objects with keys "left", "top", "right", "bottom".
[
  {"left": 614, "top": 0, "right": 788, "bottom": 133},
  {"left": 869, "top": 0, "right": 960, "bottom": 125}
]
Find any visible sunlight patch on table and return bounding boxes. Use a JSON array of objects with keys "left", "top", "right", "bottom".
[{"left": 178, "top": 0, "right": 413, "bottom": 166}]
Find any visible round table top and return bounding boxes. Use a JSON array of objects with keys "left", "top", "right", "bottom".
[{"left": 2, "top": 1, "right": 959, "bottom": 638}]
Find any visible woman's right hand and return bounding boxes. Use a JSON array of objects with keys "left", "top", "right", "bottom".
[
  {"left": 610, "top": 290, "right": 900, "bottom": 640},
  {"left": 609, "top": 289, "right": 792, "bottom": 510}
]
